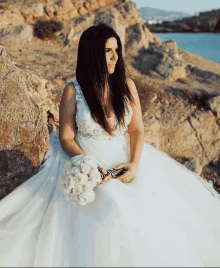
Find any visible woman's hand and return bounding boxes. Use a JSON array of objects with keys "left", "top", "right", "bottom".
[
  {"left": 97, "top": 167, "right": 111, "bottom": 185},
  {"left": 113, "top": 162, "right": 138, "bottom": 183}
]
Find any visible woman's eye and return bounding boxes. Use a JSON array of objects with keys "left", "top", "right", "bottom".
[{"left": 106, "top": 49, "right": 119, "bottom": 53}]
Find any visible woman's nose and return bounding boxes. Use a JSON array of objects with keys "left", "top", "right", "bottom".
[{"left": 111, "top": 51, "right": 118, "bottom": 60}]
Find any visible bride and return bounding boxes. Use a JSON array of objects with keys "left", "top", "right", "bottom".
[{"left": 1, "top": 23, "right": 220, "bottom": 267}]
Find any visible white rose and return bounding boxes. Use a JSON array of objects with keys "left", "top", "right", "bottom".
[
  {"left": 81, "top": 162, "right": 91, "bottom": 175},
  {"left": 80, "top": 190, "right": 95, "bottom": 204},
  {"left": 70, "top": 166, "right": 81, "bottom": 175},
  {"left": 72, "top": 184, "right": 84, "bottom": 195},
  {"left": 64, "top": 175, "right": 76, "bottom": 194},
  {"left": 68, "top": 192, "right": 78, "bottom": 202},
  {"left": 89, "top": 168, "right": 102, "bottom": 183},
  {"left": 70, "top": 155, "right": 84, "bottom": 166},
  {"left": 75, "top": 173, "right": 88, "bottom": 185},
  {"left": 62, "top": 161, "right": 73, "bottom": 177},
  {"left": 85, "top": 180, "right": 97, "bottom": 190},
  {"left": 64, "top": 175, "right": 75, "bottom": 188},
  {"left": 83, "top": 155, "right": 98, "bottom": 169}
]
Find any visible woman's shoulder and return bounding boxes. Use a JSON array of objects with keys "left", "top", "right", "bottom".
[
  {"left": 126, "top": 77, "right": 137, "bottom": 96},
  {"left": 126, "top": 77, "right": 135, "bottom": 88},
  {"left": 61, "top": 81, "right": 77, "bottom": 104},
  {"left": 64, "top": 80, "right": 77, "bottom": 91}
]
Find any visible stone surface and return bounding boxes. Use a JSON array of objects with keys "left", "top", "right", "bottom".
[
  {"left": 125, "top": 23, "right": 149, "bottom": 56},
  {"left": 0, "top": 24, "right": 33, "bottom": 44},
  {"left": 207, "top": 96, "right": 220, "bottom": 118},
  {"left": 0, "top": 45, "right": 50, "bottom": 199},
  {"left": 131, "top": 43, "right": 186, "bottom": 81},
  {"left": 114, "top": 0, "right": 145, "bottom": 28},
  {"left": 0, "top": 8, "right": 25, "bottom": 29},
  {"left": 188, "top": 110, "right": 220, "bottom": 165},
  {"left": 186, "top": 65, "right": 220, "bottom": 82}
]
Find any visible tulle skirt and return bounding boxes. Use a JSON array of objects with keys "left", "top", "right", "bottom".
[{"left": 1, "top": 130, "right": 220, "bottom": 267}]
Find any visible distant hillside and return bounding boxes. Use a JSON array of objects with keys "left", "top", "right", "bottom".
[
  {"left": 139, "top": 7, "right": 192, "bottom": 21},
  {"left": 147, "top": 8, "right": 220, "bottom": 33}
]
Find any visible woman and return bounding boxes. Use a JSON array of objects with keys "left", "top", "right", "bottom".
[{"left": 1, "top": 23, "right": 220, "bottom": 267}]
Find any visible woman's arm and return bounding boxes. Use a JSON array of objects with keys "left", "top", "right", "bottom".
[
  {"left": 127, "top": 78, "right": 145, "bottom": 167},
  {"left": 59, "top": 82, "right": 111, "bottom": 184},
  {"left": 59, "top": 82, "right": 87, "bottom": 157}
]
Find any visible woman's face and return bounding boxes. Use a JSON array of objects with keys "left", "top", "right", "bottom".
[{"left": 105, "top": 37, "right": 118, "bottom": 74}]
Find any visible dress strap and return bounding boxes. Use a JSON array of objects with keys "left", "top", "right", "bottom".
[{"left": 72, "top": 79, "right": 83, "bottom": 102}]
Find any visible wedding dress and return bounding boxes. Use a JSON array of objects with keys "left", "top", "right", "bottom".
[{"left": 1, "top": 79, "right": 220, "bottom": 267}]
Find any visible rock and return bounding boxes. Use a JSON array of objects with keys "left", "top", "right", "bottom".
[
  {"left": 141, "top": 24, "right": 159, "bottom": 44},
  {"left": 186, "top": 65, "right": 220, "bottom": 82},
  {"left": 0, "top": 8, "right": 24, "bottom": 30},
  {"left": 84, "top": 1, "right": 91, "bottom": 10},
  {"left": 44, "top": 4, "right": 59, "bottom": 19},
  {"left": 125, "top": 23, "right": 149, "bottom": 56},
  {"left": 94, "top": 6, "right": 121, "bottom": 30},
  {"left": 202, "top": 163, "right": 220, "bottom": 193},
  {"left": 0, "top": 24, "right": 33, "bottom": 44},
  {"left": 169, "top": 66, "right": 187, "bottom": 82},
  {"left": 73, "top": 12, "right": 95, "bottom": 34},
  {"left": 154, "top": 61, "right": 174, "bottom": 78},
  {"left": 68, "top": 30, "right": 84, "bottom": 48},
  {"left": 54, "top": 0, "right": 77, "bottom": 21},
  {"left": 162, "top": 39, "right": 178, "bottom": 54},
  {"left": 176, "top": 157, "right": 203, "bottom": 175},
  {"left": 152, "top": 34, "right": 162, "bottom": 45},
  {"left": 20, "top": 3, "right": 47, "bottom": 22},
  {"left": 145, "top": 117, "right": 204, "bottom": 160},
  {"left": 131, "top": 44, "right": 186, "bottom": 81},
  {"left": 207, "top": 95, "right": 220, "bottom": 118},
  {"left": 188, "top": 110, "right": 220, "bottom": 165},
  {"left": 114, "top": 1, "right": 145, "bottom": 27},
  {"left": 0, "top": 45, "right": 50, "bottom": 199}
]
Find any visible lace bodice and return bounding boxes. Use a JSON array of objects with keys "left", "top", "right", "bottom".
[{"left": 72, "top": 79, "right": 133, "bottom": 140}]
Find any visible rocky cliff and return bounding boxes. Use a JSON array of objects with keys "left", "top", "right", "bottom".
[{"left": 1, "top": 0, "right": 220, "bottom": 199}]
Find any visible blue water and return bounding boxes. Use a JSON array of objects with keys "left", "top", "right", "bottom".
[{"left": 158, "top": 33, "right": 220, "bottom": 64}]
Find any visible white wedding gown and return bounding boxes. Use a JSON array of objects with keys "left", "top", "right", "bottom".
[{"left": 1, "top": 79, "right": 220, "bottom": 267}]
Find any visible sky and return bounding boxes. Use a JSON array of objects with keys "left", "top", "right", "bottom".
[{"left": 132, "top": 0, "right": 220, "bottom": 14}]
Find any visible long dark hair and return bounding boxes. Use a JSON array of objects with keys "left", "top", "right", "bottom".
[{"left": 76, "top": 23, "right": 134, "bottom": 135}]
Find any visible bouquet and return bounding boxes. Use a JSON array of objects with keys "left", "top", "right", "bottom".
[
  {"left": 59, "top": 155, "right": 102, "bottom": 206},
  {"left": 59, "top": 154, "right": 128, "bottom": 206}
]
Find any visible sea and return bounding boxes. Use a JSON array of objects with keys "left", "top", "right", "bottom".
[{"left": 157, "top": 33, "right": 220, "bottom": 64}]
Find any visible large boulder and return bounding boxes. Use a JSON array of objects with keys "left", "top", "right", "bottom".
[
  {"left": 125, "top": 23, "right": 149, "bottom": 56},
  {"left": 114, "top": 0, "right": 145, "bottom": 28},
  {"left": 0, "top": 46, "right": 50, "bottom": 200},
  {"left": 130, "top": 42, "right": 186, "bottom": 81}
]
